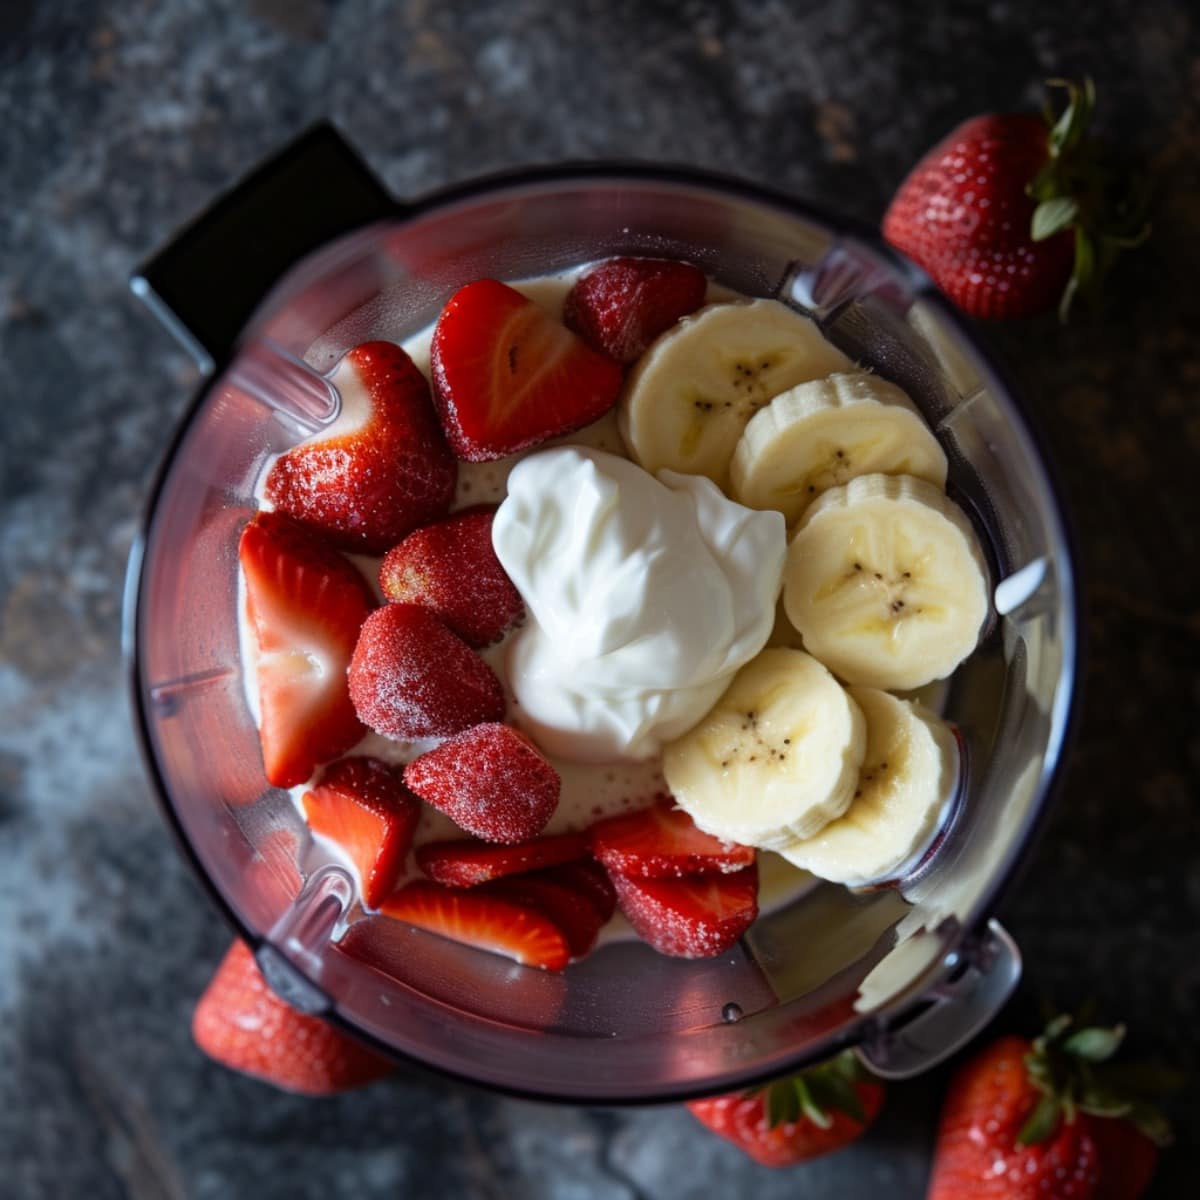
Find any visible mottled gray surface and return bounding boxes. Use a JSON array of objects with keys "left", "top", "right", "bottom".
[{"left": 2, "top": 1, "right": 1198, "bottom": 1196}]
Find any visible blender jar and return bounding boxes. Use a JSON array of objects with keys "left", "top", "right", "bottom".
[{"left": 124, "top": 124, "right": 1078, "bottom": 1101}]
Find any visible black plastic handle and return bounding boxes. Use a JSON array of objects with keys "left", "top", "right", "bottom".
[{"left": 130, "top": 122, "right": 398, "bottom": 373}]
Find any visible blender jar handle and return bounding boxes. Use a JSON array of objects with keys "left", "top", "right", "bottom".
[
  {"left": 855, "top": 919, "right": 1022, "bottom": 1080},
  {"left": 130, "top": 122, "right": 398, "bottom": 374}
]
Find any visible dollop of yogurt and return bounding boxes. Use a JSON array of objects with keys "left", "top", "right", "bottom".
[{"left": 492, "top": 447, "right": 786, "bottom": 762}]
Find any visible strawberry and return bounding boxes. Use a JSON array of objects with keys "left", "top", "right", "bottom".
[
  {"left": 192, "top": 940, "right": 393, "bottom": 1094},
  {"left": 927, "top": 1015, "right": 1173, "bottom": 1200},
  {"left": 238, "top": 511, "right": 374, "bottom": 788},
  {"left": 301, "top": 757, "right": 421, "bottom": 908},
  {"left": 485, "top": 871, "right": 604, "bottom": 958},
  {"left": 378, "top": 506, "right": 523, "bottom": 648},
  {"left": 541, "top": 858, "right": 616, "bottom": 922},
  {"left": 563, "top": 256, "right": 708, "bottom": 363},
  {"left": 264, "top": 340, "right": 456, "bottom": 553},
  {"left": 403, "top": 722, "right": 559, "bottom": 844},
  {"left": 348, "top": 604, "right": 505, "bottom": 739},
  {"left": 415, "top": 832, "right": 588, "bottom": 888},
  {"left": 687, "top": 1050, "right": 884, "bottom": 1167},
  {"left": 588, "top": 797, "right": 756, "bottom": 879},
  {"left": 883, "top": 80, "right": 1149, "bottom": 320},
  {"left": 380, "top": 879, "right": 570, "bottom": 971},
  {"left": 430, "top": 279, "right": 623, "bottom": 461},
  {"left": 610, "top": 862, "right": 758, "bottom": 958}
]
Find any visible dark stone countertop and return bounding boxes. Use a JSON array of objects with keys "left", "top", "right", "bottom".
[{"left": 1, "top": 1, "right": 1198, "bottom": 1196}]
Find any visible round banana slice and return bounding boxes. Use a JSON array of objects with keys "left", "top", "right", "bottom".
[
  {"left": 730, "top": 372, "right": 948, "bottom": 526},
  {"left": 663, "top": 648, "right": 866, "bottom": 850},
  {"left": 782, "top": 474, "right": 990, "bottom": 691},
  {"left": 619, "top": 299, "right": 853, "bottom": 490},
  {"left": 779, "top": 687, "right": 959, "bottom": 886}
]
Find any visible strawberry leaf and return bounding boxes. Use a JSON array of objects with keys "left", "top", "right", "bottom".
[
  {"left": 1019, "top": 1093, "right": 1063, "bottom": 1145},
  {"left": 1032, "top": 197, "right": 1080, "bottom": 241},
  {"left": 1063, "top": 1024, "right": 1125, "bottom": 1062}
]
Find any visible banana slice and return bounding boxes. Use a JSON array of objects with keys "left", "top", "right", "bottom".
[
  {"left": 730, "top": 372, "right": 948, "bottom": 526},
  {"left": 783, "top": 474, "right": 989, "bottom": 691},
  {"left": 779, "top": 687, "right": 959, "bottom": 886},
  {"left": 619, "top": 299, "right": 853, "bottom": 490},
  {"left": 663, "top": 648, "right": 866, "bottom": 850}
]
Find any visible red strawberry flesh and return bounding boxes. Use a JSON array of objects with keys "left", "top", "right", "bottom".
[
  {"left": 302, "top": 757, "right": 421, "bottom": 908},
  {"left": 416, "top": 832, "right": 588, "bottom": 888},
  {"left": 485, "top": 873, "right": 603, "bottom": 958},
  {"left": 542, "top": 858, "right": 617, "bottom": 923}
]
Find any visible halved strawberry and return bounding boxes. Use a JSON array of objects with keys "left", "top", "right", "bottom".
[
  {"left": 264, "top": 340, "right": 457, "bottom": 554},
  {"left": 380, "top": 880, "right": 570, "bottom": 971},
  {"left": 378, "top": 506, "right": 523, "bottom": 648},
  {"left": 563, "top": 257, "right": 708, "bottom": 363},
  {"left": 348, "top": 604, "right": 505, "bottom": 739},
  {"left": 416, "top": 832, "right": 588, "bottom": 888},
  {"left": 542, "top": 858, "right": 617, "bottom": 923},
  {"left": 193, "top": 940, "right": 393, "bottom": 1094},
  {"left": 486, "top": 873, "right": 603, "bottom": 958},
  {"left": 430, "top": 279, "right": 623, "bottom": 461},
  {"left": 404, "top": 722, "right": 560, "bottom": 844},
  {"left": 610, "top": 864, "right": 759, "bottom": 958},
  {"left": 589, "top": 797, "right": 756, "bottom": 879},
  {"left": 302, "top": 757, "right": 421, "bottom": 908},
  {"left": 238, "top": 511, "right": 374, "bottom": 788}
]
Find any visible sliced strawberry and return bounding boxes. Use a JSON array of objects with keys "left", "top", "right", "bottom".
[
  {"left": 378, "top": 506, "right": 523, "bottom": 647},
  {"left": 379, "top": 880, "right": 569, "bottom": 971},
  {"left": 416, "top": 832, "right": 588, "bottom": 888},
  {"left": 239, "top": 511, "right": 374, "bottom": 788},
  {"left": 264, "top": 340, "right": 457, "bottom": 554},
  {"left": 430, "top": 279, "right": 623, "bottom": 461},
  {"left": 348, "top": 604, "right": 505, "bottom": 739},
  {"left": 302, "top": 757, "right": 421, "bottom": 908},
  {"left": 404, "top": 722, "right": 559, "bottom": 844},
  {"left": 610, "top": 864, "right": 759, "bottom": 958},
  {"left": 193, "top": 940, "right": 393, "bottom": 1094},
  {"left": 563, "top": 257, "right": 708, "bottom": 363},
  {"left": 486, "top": 873, "right": 603, "bottom": 958},
  {"left": 542, "top": 858, "right": 617, "bottom": 923},
  {"left": 589, "top": 798, "right": 756, "bottom": 879}
]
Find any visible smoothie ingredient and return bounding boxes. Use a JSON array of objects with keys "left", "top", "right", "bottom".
[
  {"left": 404, "top": 722, "right": 560, "bottom": 844},
  {"left": 378, "top": 505, "right": 524, "bottom": 648},
  {"left": 563, "top": 255, "right": 707, "bottom": 363},
  {"left": 779, "top": 687, "right": 959, "bottom": 885},
  {"left": 301, "top": 757, "right": 421, "bottom": 908},
  {"left": 430, "top": 278, "right": 623, "bottom": 461},
  {"left": 486, "top": 871, "right": 605, "bottom": 958},
  {"left": 664, "top": 649, "right": 866, "bottom": 850},
  {"left": 618, "top": 298, "right": 852, "bottom": 490},
  {"left": 542, "top": 858, "right": 617, "bottom": 922},
  {"left": 730, "top": 371, "right": 948, "bottom": 526},
  {"left": 782, "top": 473, "right": 989, "bottom": 691},
  {"left": 348, "top": 604, "right": 505, "bottom": 739},
  {"left": 416, "top": 832, "right": 589, "bottom": 888},
  {"left": 686, "top": 1050, "right": 884, "bottom": 1167},
  {"left": 264, "top": 340, "right": 456, "bottom": 553},
  {"left": 239, "top": 511, "right": 372, "bottom": 788},
  {"left": 193, "top": 941, "right": 393, "bottom": 1094}
]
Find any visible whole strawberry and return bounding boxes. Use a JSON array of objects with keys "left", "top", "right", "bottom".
[
  {"left": 927, "top": 1014, "right": 1172, "bottom": 1199},
  {"left": 686, "top": 1050, "right": 884, "bottom": 1167},
  {"left": 884, "top": 79, "right": 1148, "bottom": 320}
]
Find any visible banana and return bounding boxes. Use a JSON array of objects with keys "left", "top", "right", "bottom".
[
  {"left": 779, "top": 687, "right": 959, "bottom": 886},
  {"left": 662, "top": 648, "right": 866, "bottom": 850},
  {"left": 618, "top": 299, "right": 854, "bottom": 490},
  {"left": 730, "top": 372, "right": 948, "bottom": 526},
  {"left": 782, "top": 474, "right": 989, "bottom": 691}
]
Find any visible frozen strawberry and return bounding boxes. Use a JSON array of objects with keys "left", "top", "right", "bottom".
[
  {"left": 404, "top": 722, "right": 559, "bottom": 844},
  {"left": 542, "top": 858, "right": 617, "bottom": 923},
  {"left": 486, "top": 872, "right": 603, "bottom": 958},
  {"left": 563, "top": 257, "right": 707, "bottom": 363},
  {"left": 380, "top": 880, "right": 570, "bottom": 971},
  {"left": 378, "top": 506, "right": 523, "bottom": 647},
  {"left": 302, "top": 757, "right": 421, "bottom": 908},
  {"left": 193, "top": 940, "right": 393, "bottom": 1094},
  {"left": 348, "top": 604, "right": 505, "bottom": 739},
  {"left": 238, "top": 511, "right": 373, "bottom": 788},
  {"left": 611, "top": 864, "right": 759, "bottom": 958},
  {"left": 430, "top": 279, "right": 623, "bottom": 461},
  {"left": 589, "top": 797, "right": 756, "bottom": 879},
  {"left": 416, "top": 832, "right": 588, "bottom": 888},
  {"left": 264, "top": 340, "right": 456, "bottom": 554}
]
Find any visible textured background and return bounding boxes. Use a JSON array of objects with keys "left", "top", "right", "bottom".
[{"left": 2, "top": 1, "right": 1199, "bottom": 1196}]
